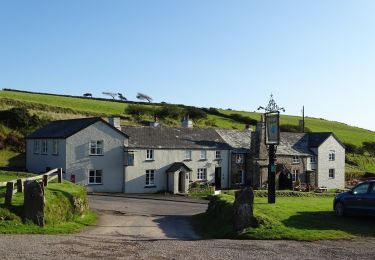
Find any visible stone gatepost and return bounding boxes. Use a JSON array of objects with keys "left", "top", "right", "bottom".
[
  {"left": 24, "top": 180, "right": 45, "bottom": 226},
  {"left": 233, "top": 186, "right": 255, "bottom": 231}
]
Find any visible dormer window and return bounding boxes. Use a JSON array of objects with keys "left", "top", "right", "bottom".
[{"left": 292, "top": 156, "right": 300, "bottom": 164}]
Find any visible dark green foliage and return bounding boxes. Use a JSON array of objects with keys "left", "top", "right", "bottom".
[
  {"left": 363, "top": 141, "right": 375, "bottom": 156},
  {"left": 183, "top": 106, "right": 207, "bottom": 121},
  {"left": 0, "top": 107, "right": 45, "bottom": 134},
  {"left": 125, "top": 104, "right": 153, "bottom": 118},
  {"left": 344, "top": 142, "right": 358, "bottom": 154},
  {"left": 280, "top": 124, "right": 311, "bottom": 133},
  {"left": 154, "top": 105, "right": 184, "bottom": 120},
  {"left": 4, "top": 133, "right": 25, "bottom": 152},
  {"left": 228, "top": 113, "right": 258, "bottom": 125}
]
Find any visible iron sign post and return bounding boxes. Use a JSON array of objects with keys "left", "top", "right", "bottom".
[{"left": 258, "top": 95, "right": 284, "bottom": 204}]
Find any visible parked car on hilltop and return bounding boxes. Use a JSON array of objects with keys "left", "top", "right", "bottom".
[{"left": 334, "top": 180, "right": 375, "bottom": 216}]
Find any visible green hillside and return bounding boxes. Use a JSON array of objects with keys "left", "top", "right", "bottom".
[{"left": 0, "top": 89, "right": 375, "bottom": 175}]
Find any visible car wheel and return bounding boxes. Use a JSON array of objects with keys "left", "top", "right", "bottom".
[{"left": 335, "top": 202, "right": 345, "bottom": 216}]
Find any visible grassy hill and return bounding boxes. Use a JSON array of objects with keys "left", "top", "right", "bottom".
[{"left": 0, "top": 89, "right": 374, "bottom": 175}]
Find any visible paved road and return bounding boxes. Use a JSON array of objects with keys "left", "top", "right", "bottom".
[
  {"left": 1, "top": 195, "right": 375, "bottom": 259},
  {"left": 84, "top": 195, "right": 207, "bottom": 240}
]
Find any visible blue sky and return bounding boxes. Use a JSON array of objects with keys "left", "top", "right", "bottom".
[{"left": 1, "top": 1, "right": 375, "bottom": 130}]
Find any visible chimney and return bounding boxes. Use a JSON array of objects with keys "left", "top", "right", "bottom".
[
  {"left": 108, "top": 117, "right": 121, "bottom": 130},
  {"left": 181, "top": 115, "right": 193, "bottom": 128},
  {"left": 150, "top": 116, "right": 160, "bottom": 127}
]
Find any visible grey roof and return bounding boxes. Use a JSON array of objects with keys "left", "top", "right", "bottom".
[
  {"left": 122, "top": 126, "right": 231, "bottom": 149},
  {"left": 27, "top": 117, "right": 128, "bottom": 139},
  {"left": 308, "top": 132, "right": 334, "bottom": 147},
  {"left": 166, "top": 162, "right": 192, "bottom": 172},
  {"left": 215, "top": 129, "right": 252, "bottom": 153},
  {"left": 277, "top": 132, "right": 313, "bottom": 156}
]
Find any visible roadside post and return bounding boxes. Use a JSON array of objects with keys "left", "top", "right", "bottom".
[{"left": 258, "top": 95, "right": 284, "bottom": 204}]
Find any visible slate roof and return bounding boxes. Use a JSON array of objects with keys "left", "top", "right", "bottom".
[
  {"left": 308, "top": 132, "right": 334, "bottom": 147},
  {"left": 166, "top": 162, "right": 192, "bottom": 172},
  {"left": 121, "top": 126, "right": 231, "bottom": 149},
  {"left": 215, "top": 129, "right": 252, "bottom": 153},
  {"left": 27, "top": 117, "right": 128, "bottom": 139},
  {"left": 277, "top": 132, "right": 313, "bottom": 156}
]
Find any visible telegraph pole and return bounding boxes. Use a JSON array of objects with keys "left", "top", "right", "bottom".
[{"left": 258, "top": 95, "right": 285, "bottom": 204}]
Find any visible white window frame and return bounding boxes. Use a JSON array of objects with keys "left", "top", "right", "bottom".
[
  {"left": 145, "top": 169, "right": 155, "bottom": 186},
  {"left": 329, "top": 150, "right": 336, "bottom": 161},
  {"left": 88, "top": 169, "right": 103, "bottom": 185},
  {"left": 310, "top": 156, "right": 317, "bottom": 164},
  {"left": 197, "top": 168, "right": 207, "bottom": 180},
  {"left": 292, "top": 156, "right": 300, "bottom": 164},
  {"left": 185, "top": 150, "right": 192, "bottom": 160},
  {"left": 53, "top": 140, "right": 59, "bottom": 155},
  {"left": 292, "top": 169, "right": 299, "bottom": 182},
  {"left": 235, "top": 170, "right": 244, "bottom": 185},
  {"left": 236, "top": 154, "right": 244, "bottom": 164},
  {"left": 329, "top": 168, "right": 335, "bottom": 179},
  {"left": 215, "top": 151, "right": 221, "bottom": 160},
  {"left": 33, "top": 140, "right": 40, "bottom": 154},
  {"left": 41, "top": 140, "right": 48, "bottom": 154},
  {"left": 200, "top": 150, "right": 207, "bottom": 160},
  {"left": 146, "top": 149, "right": 154, "bottom": 160},
  {"left": 90, "top": 140, "right": 103, "bottom": 155}
]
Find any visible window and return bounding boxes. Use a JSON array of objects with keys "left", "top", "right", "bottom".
[
  {"left": 200, "top": 150, "right": 207, "bottom": 160},
  {"left": 353, "top": 183, "right": 370, "bottom": 195},
  {"left": 90, "top": 140, "right": 103, "bottom": 155},
  {"left": 89, "top": 170, "right": 102, "bottom": 184},
  {"left": 292, "top": 156, "right": 300, "bottom": 164},
  {"left": 215, "top": 151, "right": 221, "bottom": 160},
  {"left": 329, "top": 150, "right": 335, "bottom": 161},
  {"left": 234, "top": 170, "right": 244, "bottom": 184},
  {"left": 292, "top": 169, "right": 299, "bottom": 182},
  {"left": 185, "top": 150, "right": 192, "bottom": 160},
  {"left": 145, "top": 169, "right": 155, "bottom": 186},
  {"left": 236, "top": 154, "right": 244, "bottom": 164},
  {"left": 41, "top": 140, "right": 48, "bottom": 154},
  {"left": 197, "top": 168, "right": 207, "bottom": 180},
  {"left": 146, "top": 149, "right": 154, "bottom": 160},
  {"left": 53, "top": 140, "right": 59, "bottom": 155},
  {"left": 370, "top": 184, "right": 375, "bottom": 193},
  {"left": 310, "top": 156, "right": 317, "bottom": 163},
  {"left": 125, "top": 153, "right": 134, "bottom": 166},
  {"left": 329, "top": 169, "right": 335, "bottom": 179},
  {"left": 33, "top": 140, "right": 40, "bottom": 154}
]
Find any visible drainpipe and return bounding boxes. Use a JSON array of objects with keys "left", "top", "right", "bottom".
[{"left": 227, "top": 150, "right": 231, "bottom": 189}]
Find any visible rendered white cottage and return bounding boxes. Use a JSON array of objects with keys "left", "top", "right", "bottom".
[{"left": 26, "top": 117, "right": 346, "bottom": 193}]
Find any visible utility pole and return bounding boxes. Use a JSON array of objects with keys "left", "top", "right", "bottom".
[
  {"left": 302, "top": 106, "right": 305, "bottom": 133},
  {"left": 258, "top": 95, "right": 285, "bottom": 204}
]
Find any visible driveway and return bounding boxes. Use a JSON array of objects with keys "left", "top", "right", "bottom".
[{"left": 84, "top": 194, "right": 207, "bottom": 240}]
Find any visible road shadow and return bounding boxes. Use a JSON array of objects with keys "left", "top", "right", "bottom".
[
  {"left": 153, "top": 215, "right": 201, "bottom": 241},
  {"left": 282, "top": 211, "right": 375, "bottom": 237}
]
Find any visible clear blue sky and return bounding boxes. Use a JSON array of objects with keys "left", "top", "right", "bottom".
[{"left": 1, "top": 0, "right": 375, "bottom": 131}]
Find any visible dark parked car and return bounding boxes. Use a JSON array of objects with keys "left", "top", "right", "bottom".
[{"left": 334, "top": 180, "right": 375, "bottom": 216}]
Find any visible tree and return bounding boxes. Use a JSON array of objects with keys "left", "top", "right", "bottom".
[
  {"left": 83, "top": 93, "right": 92, "bottom": 98},
  {"left": 136, "top": 92, "right": 153, "bottom": 103},
  {"left": 102, "top": 92, "right": 117, "bottom": 100},
  {"left": 117, "top": 93, "right": 127, "bottom": 101},
  {"left": 363, "top": 141, "right": 375, "bottom": 156}
]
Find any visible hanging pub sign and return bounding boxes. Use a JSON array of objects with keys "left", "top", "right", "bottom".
[{"left": 265, "top": 112, "right": 280, "bottom": 145}]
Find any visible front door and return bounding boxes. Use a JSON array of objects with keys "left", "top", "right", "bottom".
[
  {"left": 178, "top": 171, "right": 184, "bottom": 193},
  {"left": 215, "top": 167, "right": 221, "bottom": 189}
]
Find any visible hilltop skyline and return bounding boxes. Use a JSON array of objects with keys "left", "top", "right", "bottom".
[{"left": 1, "top": 1, "right": 375, "bottom": 131}]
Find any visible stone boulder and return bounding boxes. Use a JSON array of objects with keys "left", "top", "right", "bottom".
[{"left": 233, "top": 186, "right": 255, "bottom": 231}]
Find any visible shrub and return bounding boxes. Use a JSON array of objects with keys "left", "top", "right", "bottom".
[
  {"left": 280, "top": 124, "right": 311, "bottom": 133},
  {"left": 183, "top": 107, "right": 207, "bottom": 121},
  {"left": 228, "top": 113, "right": 258, "bottom": 125},
  {"left": 4, "top": 133, "right": 25, "bottom": 152},
  {"left": 363, "top": 141, "right": 375, "bottom": 156},
  {"left": 0, "top": 107, "right": 45, "bottom": 134}
]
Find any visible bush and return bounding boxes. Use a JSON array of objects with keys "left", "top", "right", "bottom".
[
  {"left": 125, "top": 104, "right": 153, "bottom": 119},
  {"left": 4, "top": 133, "right": 25, "bottom": 152},
  {"left": 280, "top": 124, "right": 311, "bottom": 133},
  {"left": 0, "top": 107, "right": 45, "bottom": 134},
  {"left": 228, "top": 113, "right": 258, "bottom": 125},
  {"left": 363, "top": 141, "right": 375, "bottom": 156},
  {"left": 183, "top": 107, "right": 207, "bottom": 121},
  {"left": 155, "top": 105, "right": 184, "bottom": 120}
]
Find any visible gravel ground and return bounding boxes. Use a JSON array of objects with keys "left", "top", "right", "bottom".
[
  {"left": 0, "top": 195, "right": 374, "bottom": 259},
  {"left": 0, "top": 234, "right": 374, "bottom": 260}
]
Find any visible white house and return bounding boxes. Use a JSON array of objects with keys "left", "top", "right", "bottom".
[
  {"left": 26, "top": 116, "right": 346, "bottom": 193},
  {"left": 26, "top": 117, "right": 128, "bottom": 192}
]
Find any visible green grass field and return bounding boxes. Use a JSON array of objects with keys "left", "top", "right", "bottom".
[
  {"left": 0, "top": 170, "right": 96, "bottom": 234},
  {"left": 197, "top": 194, "right": 375, "bottom": 240}
]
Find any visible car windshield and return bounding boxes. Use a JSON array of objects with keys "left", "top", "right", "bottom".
[{"left": 352, "top": 183, "right": 370, "bottom": 194}]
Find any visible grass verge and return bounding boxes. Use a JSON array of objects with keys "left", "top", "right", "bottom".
[
  {"left": 0, "top": 174, "right": 97, "bottom": 234},
  {"left": 195, "top": 194, "right": 375, "bottom": 241}
]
